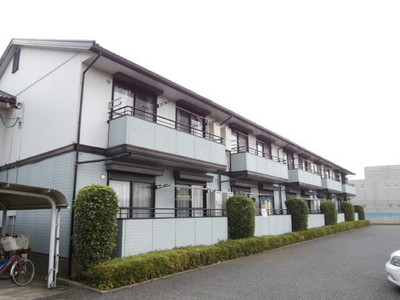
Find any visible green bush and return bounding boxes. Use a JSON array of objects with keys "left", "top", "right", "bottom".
[
  {"left": 320, "top": 201, "right": 337, "bottom": 225},
  {"left": 226, "top": 196, "right": 255, "bottom": 239},
  {"left": 73, "top": 185, "right": 119, "bottom": 271},
  {"left": 82, "top": 220, "right": 370, "bottom": 290},
  {"left": 285, "top": 198, "right": 308, "bottom": 231},
  {"left": 354, "top": 205, "right": 365, "bottom": 220},
  {"left": 341, "top": 201, "right": 355, "bottom": 222}
]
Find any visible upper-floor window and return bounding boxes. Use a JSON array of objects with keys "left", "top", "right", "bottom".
[
  {"left": 113, "top": 83, "right": 156, "bottom": 121},
  {"left": 12, "top": 48, "right": 20, "bottom": 74},
  {"left": 176, "top": 107, "right": 205, "bottom": 137},
  {"left": 231, "top": 130, "right": 248, "bottom": 153},
  {"left": 256, "top": 140, "right": 272, "bottom": 158},
  {"left": 286, "top": 151, "right": 295, "bottom": 169},
  {"left": 256, "top": 141, "right": 265, "bottom": 157},
  {"left": 299, "top": 157, "right": 309, "bottom": 171}
]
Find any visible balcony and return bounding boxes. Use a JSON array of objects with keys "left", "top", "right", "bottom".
[
  {"left": 321, "top": 177, "right": 343, "bottom": 193},
  {"left": 342, "top": 183, "right": 356, "bottom": 195},
  {"left": 288, "top": 167, "right": 322, "bottom": 189},
  {"left": 108, "top": 107, "right": 226, "bottom": 169},
  {"left": 230, "top": 147, "right": 288, "bottom": 182}
]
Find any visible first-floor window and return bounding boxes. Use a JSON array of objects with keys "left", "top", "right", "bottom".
[
  {"left": 175, "top": 185, "right": 205, "bottom": 217},
  {"left": 110, "top": 180, "right": 154, "bottom": 218}
]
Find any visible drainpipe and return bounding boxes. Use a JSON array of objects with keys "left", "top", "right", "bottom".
[{"left": 68, "top": 53, "right": 101, "bottom": 279}]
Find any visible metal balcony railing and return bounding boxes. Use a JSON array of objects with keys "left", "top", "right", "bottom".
[
  {"left": 231, "top": 146, "right": 286, "bottom": 164},
  {"left": 110, "top": 106, "right": 223, "bottom": 144},
  {"left": 117, "top": 207, "right": 227, "bottom": 219}
]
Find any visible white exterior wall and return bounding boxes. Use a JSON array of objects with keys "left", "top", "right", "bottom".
[
  {"left": 307, "top": 214, "right": 325, "bottom": 229},
  {"left": 80, "top": 67, "right": 113, "bottom": 148},
  {"left": 0, "top": 47, "right": 87, "bottom": 165},
  {"left": 337, "top": 213, "right": 345, "bottom": 223},
  {"left": 118, "top": 217, "right": 228, "bottom": 257},
  {"left": 254, "top": 215, "right": 292, "bottom": 236},
  {"left": 157, "top": 96, "right": 176, "bottom": 122}
]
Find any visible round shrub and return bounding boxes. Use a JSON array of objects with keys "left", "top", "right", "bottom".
[
  {"left": 341, "top": 201, "right": 355, "bottom": 221},
  {"left": 354, "top": 205, "right": 365, "bottom": 220},
  {"left": 73, "top": 185, "right": 119, "bottom": 271},
  {"left": 320, "top": 201, "right": 337, "bottom": 225},
  {"left": 226, "top": 196, "right": 255, "bottom": 239},
  {"left": 285, "top": 198, "right": 308, "bottom": 231}
]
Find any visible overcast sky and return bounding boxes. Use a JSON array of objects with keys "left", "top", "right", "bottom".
[{"left": 1, "top": 0, "right": 399, "bottom": 179}]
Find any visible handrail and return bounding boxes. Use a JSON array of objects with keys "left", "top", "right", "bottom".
[
  {"left": 231, "top": 146, "right": 286, "bottom": 164},
  {"left": 110, "top": 106, "right": 224, "bottom": 144},
  {"left": 117, "top": 207, "right": 227, "bottom": 219}
]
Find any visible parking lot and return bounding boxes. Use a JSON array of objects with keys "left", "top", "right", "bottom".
[{"left": 2, "top": 225, "right": 400, "bottom": 300}]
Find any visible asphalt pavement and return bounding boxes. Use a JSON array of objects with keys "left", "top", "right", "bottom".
[{"left": 3, "top": 225, "right": 400, "bottom": 300}]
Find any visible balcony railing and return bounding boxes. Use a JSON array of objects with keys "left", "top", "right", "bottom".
[
  {"left": 231, "top": 145, "right": 286, "bottom": 164},
  {"left": 117, "top": 207, "right": 226, "bottom": 219},
  {"left": 110, "top": 106, "right": 223, "bottom": 144},
  {"left": 256, "top": 209, "right": 288, "bottom": 216}
]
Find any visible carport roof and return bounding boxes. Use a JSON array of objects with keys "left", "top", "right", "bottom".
[{"left": 0, "top": 182, "right": 68, "bottom": 210}]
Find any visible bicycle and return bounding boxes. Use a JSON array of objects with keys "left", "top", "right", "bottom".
[{"left": 0, "top": 248, "right": 35, "bottom": 286}]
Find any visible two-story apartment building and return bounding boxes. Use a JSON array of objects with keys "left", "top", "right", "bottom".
[{"left": 0, "top": 39, "right": 355, "bottom": 268}]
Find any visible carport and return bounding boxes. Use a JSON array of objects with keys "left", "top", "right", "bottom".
[{"left": 0, "top": 181, "right": 68, "bottom": 288}]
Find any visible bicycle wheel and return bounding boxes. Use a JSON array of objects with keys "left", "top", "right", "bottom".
[{"left": 10, "top": 258, "right": 35, "bottom": 286}]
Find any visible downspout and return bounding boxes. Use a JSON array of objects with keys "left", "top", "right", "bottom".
[{"left": 68, "top": 53, "right": 101, "bottom": 279}]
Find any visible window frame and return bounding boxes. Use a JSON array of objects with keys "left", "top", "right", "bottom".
[
  {"left": 109, "top": 174, "right": 155, "bottom": 219},
  {"left": 112, "top": 80, "right": 157, "bottom": 121},
  {"left": 231, "top": 130, "right": 248, "bottom": 153},
  {"left": 174, "top": 181, "right": 207, "bottom": 218},
  {"left": 176, "top": 107, "right": 206, "bottom": 137}
]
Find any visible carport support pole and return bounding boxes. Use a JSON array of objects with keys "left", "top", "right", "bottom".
[
  {"left": 53, "top": 209, "right": 61, "bottom": 286},
  {"left": 47, "top": 200, "right": 57, "bottom": 288}
]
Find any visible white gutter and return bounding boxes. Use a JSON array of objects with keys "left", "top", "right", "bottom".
[{"left": 0, "top": 188, "right": 60, "bottom": 288}]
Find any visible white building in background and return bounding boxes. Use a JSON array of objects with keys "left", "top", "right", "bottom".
[{"left": 350, "top": 165, "right": 400, "bottom": 224}]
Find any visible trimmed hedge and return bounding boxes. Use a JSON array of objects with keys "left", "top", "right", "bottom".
[
  {"left": 226, "top": 196, "right": 255, "bottom": 239},
  {"left": 73, "top": 185, "right": 119, "bottom": 271},
  {"left": 354, "top": 205, "right": 365, "bottom": 220},
  {"left": 341, "top": 201, "right": 355, "bottom": 221},
  {"left": 81, "top": 220, "right": 370, "bottom": 290},
  {"left": 285, "top": 198, "right": 308, "bottom": 231},
  {"left": 320, "top": 201, "right": 337, "bottom": 225}
]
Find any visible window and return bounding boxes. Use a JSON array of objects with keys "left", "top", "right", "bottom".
[
  {"left": 176, "top": 108, "right": 205, "bottom": 137},
  {"left": 299, "top": 157, "right": 309, "bottom": 171},
  {"left": 113, "top": 82, "right": 156, "bottom": 121},
  {"left": 286, "top": 151, "right": 295, "bottom": 169},
  {"left": 258, "top": 141, "right": 272, "bottom": 159},
  {"left": 12, "top": 48, "right": 20, "bottom": 74},
  {"left": 175, "top": 185, "right": 205, "bottom": 217},
  {"left": 256, "top": 141, "right": 265, "bottom": 157},
  {"left": 231, "top": 130, "right": 248, "bottom": 153},
  {"left": 110, "top": 180, "right": 154, "bottom": 218}
]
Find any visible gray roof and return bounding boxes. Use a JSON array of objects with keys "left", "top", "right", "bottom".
[{"left": 0, "top": 182, "right": 68, "bottom": 210}]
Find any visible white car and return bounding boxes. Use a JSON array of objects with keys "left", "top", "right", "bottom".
[{"left": 386, "top": 250, "right": 400, "bottom": 286}]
